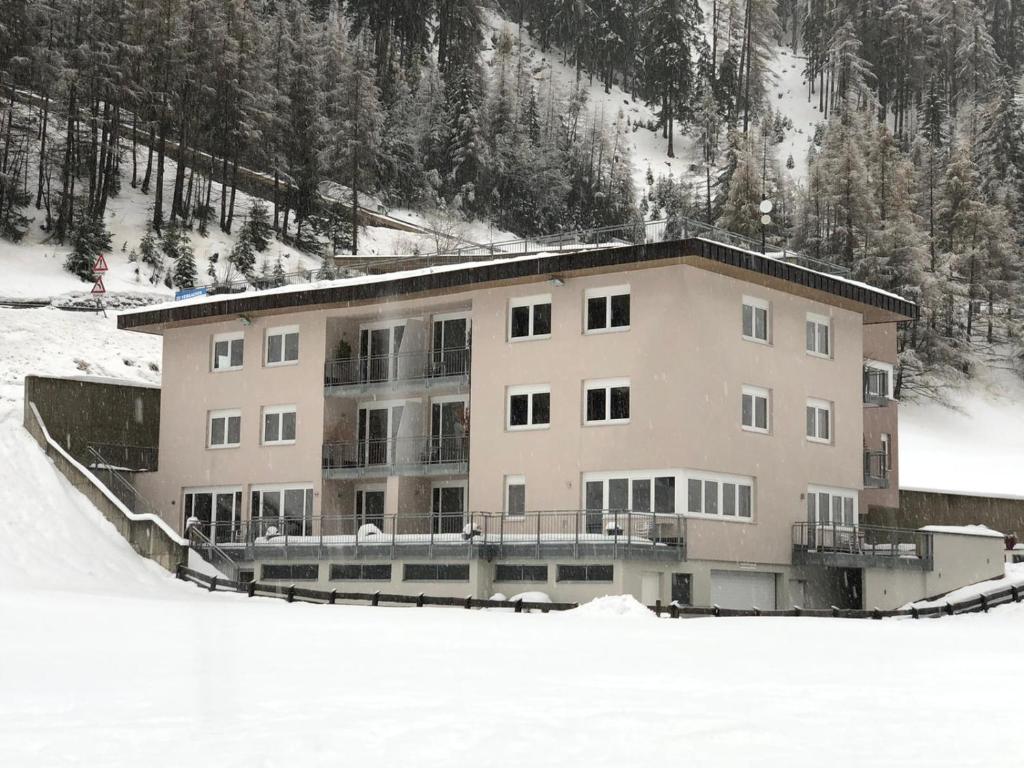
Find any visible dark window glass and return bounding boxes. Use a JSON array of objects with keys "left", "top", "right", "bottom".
[
  {"left": 631, "top": 479, "right": 651, "bottom": 513},
  {"left": 284, "top": 332, "right": 299, "bottom": 361},
  {"left": 214, "top": 340, "right": 229, "bottom": 368},
  {"left": 608, "top": 478, "right": 629, "bottom": 511},
  {"left": 671, "top": 574, "right": 692, "bottom": 605},
  {"left": 754, "top": 307, "right": 767, "bottom": 340},
  {"left": 227, "top": 416, "right": 240, "bottom": 444},
  {"left": 404, "top": 563, "right": 469, "bottom": 581},
  {"left": 687, "top": 479, "right": 702, "bottom": 513},
  {"left": 531, "top": 392, "right": 550, "bottom": 424},
  {"left": 587, "top": 296, "right": 606, "bottom": 330},
  {"left": 330, "top": 564, "right": 391, "bottom": 580},
  {"left": 264, "top": 413, "right": 279, "bottom": 442},
  {"left": 723, "top": 483, "right": 737, "bottom": 516},
  {"left": 739, "top": 485, "right": 752, "bottom": 518},
  {"left": 509, "top": 394, "right": 529, "bottom": 426},
  {"left": 261, "top": 564, "right": 318, "bottom": 581},
  {"left": 267, "top": 334, "right": 282, "bottom": 363},
  {"left": 654, "top": 477, "right": 675, "bottom": 514},
  {"left": 510, "top": 305, "right": 530, "bottom": 338},
  {"left": 211, "top": 417, "right": 225, "bottom": 446},
  {"left": 742, "top": 304, "right": 753, "bottom": 337},
  {"left": 533, "top": 303, "right": 551, "bottom": 335},
  {"left": 806, "top": 406, "right": 816, "bottom": 437},
  {"left": 610, "top": 293, "right": 630, "bottom": 327},
  {"left": 755, "top": 396, "right": 767, "bottom": 429},
  {"left": 704, "top": 481, "right": 719, "bottom": 515},
  {"left": 610, "top": 386, "right": 629, "bottom": 420},
  {"left": 742, "top": 394, "right": 753, "bottom": 426},
  {"left": 281, "top": 411, "right": 297, "bottom": 441},
  {"left": 559, "top": 564, "right": 615, "bottom": 582},
  {"left": 494, "top": 564, "right": 548, "bottom": 582},
  {"left": 586, "top": 388, "right": 606, "bottom": 422},
  {"left": 230, "top": 339, "right": 244, "bottom": 367},
  {"left": 507, "top": 483, "right": 526, "bottom": 516}
]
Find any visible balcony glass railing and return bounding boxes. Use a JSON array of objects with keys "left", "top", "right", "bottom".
[{"left": 324, "top": 348, "right": 470, "bottom": 387}]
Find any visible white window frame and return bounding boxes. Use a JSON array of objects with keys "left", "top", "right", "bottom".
[
  {"left": 741, "top": 385, "right": 770, "bottom": 434},
  {"left": 806, "top": 398, "right": 833, "bottom": 444},
  {"left": 881, "top": 432, "right": 893, "bottom": 470},
  {"left": 864, "top": 359, "right": 896, "bottom": 399},
  {"left": 211, "top": 331, "right": 244, "bottom": 372},
  {"left": 583, "top": 284, "right": 631, "bottom": 335},
  {"left": 182, "top": 486, "right": 243, "bottom": 528},
  {"left": 262, "top": 404, "right": 297, "bottom": 446},
  {"left": 250, "top": 483, "right": 315, "bottom": 531},
  {"left": 807, "top": 485, "right": 858, "bottom": 526},
  {"left": 208, "top": 409, "right": 241, "bottom": 449},
  {"left": 741, "top": 296, "right": 770, "bottom": 344},
  {"left": 684, "top": 469, "right": 755, "bottom": 522},
  {"left": 583, "top": 378, "right": 630, "bottom": 426},
  {"left": 581, "top": 469, "right": 680, "bottom": 515},
  {"left": 504, "top": 475, "right": 526, "bottom": 518},
  {"left": 508, "top": 294, "right": 552, "bottom": 342},
  {"left": 265, "top": 324, "right": 300, "bottom": 367},
  {"left": 806, "top": 313, "right": 832, "bottom": 358},
  {"left": 506, "top": 384, "right": 551, "bottom": 431}
]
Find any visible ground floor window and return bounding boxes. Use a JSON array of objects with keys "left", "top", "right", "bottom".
[
  {"left": 251, "top": 485, "right": 314, "bottom": 536},
  {"left": 685, "top": 471, "right": 754, "bottom": 520},
  {"left": 330, "top": 564, "right": 392, "bottom": 581},
  {"left": 556, "top": 564, "right": 613, "bottom": 582},
  {"left": 807, "top": 486, "right": 857, "bottom": 526},
  {"left": 494, "top": 564, "right": 548, "bottom": 582},
  {"left": 403, "top": 563, "right": 470, "bottom": 581},
  {"left": 183, "top": 487, "right": 242, "bottom": 543},
  {"left": 261, "top": 563, "right": 318, "bottom": 581}
]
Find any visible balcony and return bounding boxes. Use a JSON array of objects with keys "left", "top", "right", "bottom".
[
  {"left": 863, "top": 368, "right": 892, "bottom": 407},
  {"left": 863, "top": 449, "right": 889, "bottom": 489},
  {"left": 793, "top": 522, "right": 933, "bottom": 570},
  {"left": 322, "top": 435, "right": 469, "bottom": 479},
  {"left": 324, "top": 347, "right": 470, "bottom": 397},
  {"left": 190, "top": 510, "right": 686, "bottom": 563}
]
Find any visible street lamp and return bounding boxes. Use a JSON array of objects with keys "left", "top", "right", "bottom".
[{"left": 759, "top": 198, "right": 773, "bottom": 254}]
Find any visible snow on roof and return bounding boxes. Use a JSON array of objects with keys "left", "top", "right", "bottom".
[
  {"left": 901, "top": 486, "right": 1024, "bottom": 502},
  {"left": 48, "top": 374, "right": 160, "bottom": 389},
  {"left": 919, "top": 524, "right": 1006, "bottom": 539}
]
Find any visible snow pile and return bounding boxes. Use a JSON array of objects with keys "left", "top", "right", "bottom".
[
  {"left": 906, "top": 563, "right": 1024, "bottom": 611},
  {"left": 570, "top": 594, "right": 654, "bottom": 619}
]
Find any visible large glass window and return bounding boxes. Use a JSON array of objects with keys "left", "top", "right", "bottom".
[
  {"left": 509, "top": 295, "right": 552, "bottom": 340},
  {"left": 266, "top": 325, "right": 299, "bottom": 366},
  {"left": 183, "top": 488, "right": 242, "bottom": 543},
  {"left": 686, "top": 472, "right": 754, "bottom": 520},
  {"left": 211, "top": 332, "right": 244, "bottom": 371},
  {"left": 807, "top": 487, "right": 857, "bottom": 526},
  {"left": 208, "top": 409, "right": 241, "bottom": 448},
  {"left": 251, "top": 485, "right": 314, "bottom": 536},
  {"left": 584, "top": 286, "right": 630, "bottom": 333}
]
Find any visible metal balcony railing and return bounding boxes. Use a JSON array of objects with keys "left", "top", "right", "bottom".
[
  {"left": 324, "top": 347, "right": 470, "bottom": 388},
  {"left": 793, "top": 522, "right": 933, "bottom": 565},
  {"left": 864, "top": 449, "right": 889, "bottom": 489},
  {"left": 193, "top": 510, "right": 686, "bottom": 561},
  {"left": 322, "top": 435, "right": 469, "bottom": 472},
  {"left": 863, "top": 368, "right": 891, "bottom": 406}
]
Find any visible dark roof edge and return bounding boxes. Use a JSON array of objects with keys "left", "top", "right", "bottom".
[{"left": 117, "top": 238, "right": 917, "bottom": 330}]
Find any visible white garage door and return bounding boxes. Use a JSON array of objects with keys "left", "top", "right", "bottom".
[{"left": 711, "top": 570, "right": 776, "bottom": 610}]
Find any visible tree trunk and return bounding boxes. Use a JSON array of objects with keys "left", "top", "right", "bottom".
[
  {"left": 154, "top": 122, "right": 166, "bottom": 233},
  {"left": 131, "top": 111, "right": 138, "bottom": 187},
  {"left": 141, "top": 124, "right": 154, "bottom": 194},
  {"left": 225, "top": 152, "right": 239, "bottom": 233},
  {"left": 36, "top": 92, "right": 49, "bottom": 209}
]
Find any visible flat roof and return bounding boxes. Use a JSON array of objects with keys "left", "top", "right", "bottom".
[{"left": 117, "top": 238, "right": 917, "bottom": 332}]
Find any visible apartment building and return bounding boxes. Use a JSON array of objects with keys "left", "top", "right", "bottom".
[{"left": 119, "top": 238, "right": 1000, "bottom": 610}]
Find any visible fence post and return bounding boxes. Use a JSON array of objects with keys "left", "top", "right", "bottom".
[
  {"left": 287, "top": 585, "right": 295, "bottom": 603},
  {"left": 911, "top": 606, "right": 919, "bottom": 620},
  {"left": 831, "top": 606, "right": 839, "bottom": 618},
  {"left": 1013, "top": 585, "right": 1020, "bottom": 603},
  {"left": 670, "top": 604, "right": 679, "bottom": 619},
  {"left": 372, "top": 591, "right": 380, "bottom": 607},
  {"left": 417, "top": 593, "right": 425, "bottom": 608},
  {"left": 535, "top": 513, "right": 541, "bottom": 559},
  {"left": 654, "top": 599, "right": 662, "bottom": 617},
  {"left": 872, "top": 607, "right": 881, "bottom": 620},
  {"left": 329, "top": 589, "right": 337, "bottom": 605},
  {"left": 980, "top": 593, "right": 989, "bottom": 613},
  {"left": 712, "top": 605, "right": 721, "bottom": 617},
  {"left": 944, "top": 602, "right": 954, "bottom": 616},
  {"left": 175, "top": 562, "right": 185, "bottom": 580},
  {"left": 515, "top": 599, "right": 523, "bottom": 614},
  {"left": 208, "top": 576, "right": 217, "bottom": 593},
  {"left": 247, "top": 580, "right": 256, "bottom": 598},
  {"left": 464, "top": 595, "right": 473, "bottom": 610}
]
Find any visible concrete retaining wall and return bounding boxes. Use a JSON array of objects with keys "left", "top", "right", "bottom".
[{"left": 865, "top": 489, "right": 1024, "bottom": 538}]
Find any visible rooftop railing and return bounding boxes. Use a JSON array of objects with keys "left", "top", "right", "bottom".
[
  {"left": 324, "top": 347, "right": 470, "bottom": 388},
  {"left": 793, "top": 522, "right": 932, "bottom": 565},
  {"left": 191, "top": 510, "right": 686, "bottom": 561},
  {"left": 322, "top": 435, "right": 469, "bottom": 473}
]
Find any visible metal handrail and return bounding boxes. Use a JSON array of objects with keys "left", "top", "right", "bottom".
[
  {"left": 323, "top": 435, "right": 469, "bottom": 470},
  {"left": 324, "top": 346, "right": 470, "bottom": 387},
  {"left": 87, "top": 442, "right": 159, "bottom": 472},
  {"left": 793, "top": 522, "right": 932, "bottom": 561},
  {"left": 186, "top": 523, "right": 241, "bottom": 580}
]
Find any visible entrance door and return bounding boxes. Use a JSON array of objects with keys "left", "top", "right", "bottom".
[
  {"left": 432, "top": 484, "right": 465, "bottom": 534},
  {"left": 584, "top": 480, "right": 604, "bottom": 534},
  {"left": 357, "top": 404, "right": 402, "bottom": 465},
  {"left": 432, "top": 315, "right": 468, "bottom": 376},
  {"left": 355, "top": 487, "right": 385, "bottom": 530},
  {"left": 360, "top": 324, "right": 404, "bottom": 382},
  {"left": 184, "top": 489, "right": 242, "bottom": 543},
  {"left": 430, "top": 399, "right": 467, "bottom": 464},
  {"left": 641, "top": 572, "right": 661, "bottom": 605}
]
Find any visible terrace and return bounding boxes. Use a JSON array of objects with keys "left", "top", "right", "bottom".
[
  {"left": 188, "top": 510, "right": 687, "bottom": 564},
  {"left": 792, "top": 522, "right": 933, "bottom": 570},
  {"left": 324, "top": 347, "right": 470, "bottom": 397}
]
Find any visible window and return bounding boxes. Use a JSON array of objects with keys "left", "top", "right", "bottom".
[
  {"left": 211, "top": 332, "right": 244, "bottom": 371},
  {"left": 584, "top": 285, "right": 630, "bottom": 333},
  {"left": 881, "top": 432, "right": 892, "bottom": 470},
  {"left": 806, "top": 313, "right": 831, "bottom": 357},
  {"left": 864, "top": 360, "right": 895, "bottom": 401},
  {"left": 509, "top": 295, "right": 552, "bottom": 340},
  {"left": 507, "top": 385, "right": 551, "bottom": 430},
  {"left": 403, "top": 563, "right": 470, "bottom": 581},
  {"left": 742, "top": 297, "right": 769, "bottom": 343},
  {"left": 806, "top": 399, "right": 832, "bottom": 443},
  {"left": 261, "top": 564, "right": 318, "bottom": 581},
  {"left": 505, "top": 475, "right": 526, "bottom": 517},
  {"left": 671, "top": 574, "right": 692, "bottom": 606},
  {"left": 807, "top": 487, "right": 857, "bottom": 526},
  {"left": 208, "top": 409, "right": 241, "bottom": 448},
  {"left": 557, "top": 564, "right": 613, "bottom": 582},
  {"left": 266, "top": 325, "right": 299, "bottom": 366},
  {"left": 330, "top": 564, "right": 392, "bottom": 581},
  {"left": 251, "top": 485, "right": 314, "bottom": 536},
  {"left": 584, "top": 378, "right": 630, "bottom": 424},
  {"left": 583, "top": 471, "right": 677, "bottom": 516},
  {"left": 262, "top": 405, "right": 297, "bottom": 445},
  {"left": 494, "top": 564, "right": 548, "bottom": 582},
  {"left": 686, "top": 472, "right": 754, "bottom": 520},
  {"left": 183, "top": 487, "right": 243, "bottom": 543},
  {"left": 741, "top": 386, "right": 770, "bottom": 433}
]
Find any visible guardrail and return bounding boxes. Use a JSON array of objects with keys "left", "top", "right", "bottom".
[
  {"left": 175, "top": 565, "right": 1024, "bottom": 620},
  {"left": 87, "top": 442, "right": 159, "bottom": 472},
  {"left": 324, "top": 347, "right": 470, "bottom": 387},
  {"left": 793, "top": 522, "right": 929, "bottom": 561},
  {"left": 322, "top": 436, "right": 470, "bottom": 473},
  {"left": 188, "top": 510, "right": 686, "bottom": 560}
]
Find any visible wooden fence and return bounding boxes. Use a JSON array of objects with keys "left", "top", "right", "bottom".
[{"left": 175, "top": 565, "right": 1024, "bottom": 620}]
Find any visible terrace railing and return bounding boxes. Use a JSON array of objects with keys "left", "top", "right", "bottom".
[
  {"left": 323, "top": 435, "right": 469, "bottom": 473},
  {"left": 793, "top": 522, "right": 932, "bottom": 565},
  {"left": 87, "top": 442, "right": 159, "bottom": 472},
  {"left": 863, "top": 449, "right": 889, "bottom": 489},
  {"left": 199, "top": 510, "right": 686, "bottom": 561},
  {"left": 324, "top": 347, "right": 471, "bottom": 388}
]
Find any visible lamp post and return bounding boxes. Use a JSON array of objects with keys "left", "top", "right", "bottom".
[{"left": 759, "top": 198, "right": 773, "bottom": 254}]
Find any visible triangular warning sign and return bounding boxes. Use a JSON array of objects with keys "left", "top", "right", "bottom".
[
  {"left": 92, "top": 254, "right": 109, "bottom": 272},
  {"left": 91, "top": 276, "right": 106, "bottom": 294}
]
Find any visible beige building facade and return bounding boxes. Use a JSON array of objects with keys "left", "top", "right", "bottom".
[{"left": 122, "top": 239, "right": 998, "bottom": 610}]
